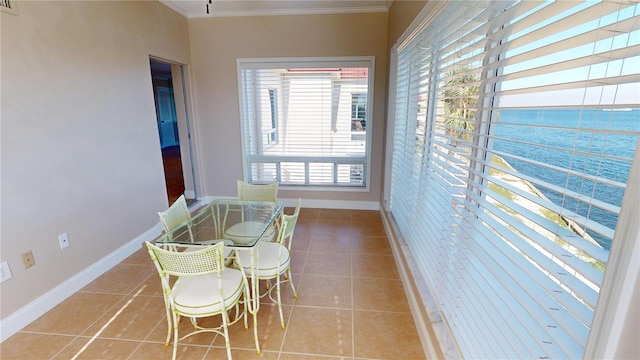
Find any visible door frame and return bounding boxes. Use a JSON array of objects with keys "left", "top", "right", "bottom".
[{"left": 150, "top": 56, "right": 200, "bottom": 203}]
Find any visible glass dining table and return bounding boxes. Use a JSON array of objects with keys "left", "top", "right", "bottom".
[{"left": 154, "top": 198, "right": 284, "bottom": 354}]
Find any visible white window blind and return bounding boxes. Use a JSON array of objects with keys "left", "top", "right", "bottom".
[
  {"left": 1, "top": 0, "right": 17, "bottom": 14},
  {"left": 389, "top": 1, "right": 639, "bottom": 359},
  {"left": 237, "top": 58, "right": 374, "bottom": 187}
]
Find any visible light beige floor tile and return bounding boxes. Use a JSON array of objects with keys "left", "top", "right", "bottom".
[
  {"left": 353, "top": 310, "right": 425, "bottom": 359},
  {"left": 279, "top": 353, "right": 349, "bottom": 359},
  {"left": 352, "top": 278, "right": 410, "bottom": 313},
  {"left": 297, "top": 208, "right": 320, "bottom": 220},
  {"left": 313, "top": 220, "right": 351, "bottom": 236},
  {"left": 289, "top": 250, "right": 308, "bottom": 274},
  {"left": 290, "top": 231, "right": 312, "bottom": 251},
  {"left": 352, "top": 253, "right": 400, "bottom": 279},
  {"left": 23, "top": 292, "right": 124, "bottom": 335},
  {"left": 51, "top": 337, "right": 140, "bottom": 360},
  {"left": 121, "top": 247, "right": 152, "bottom": 265},
  {"left": 309, "top": 232, "right": 352, "bottom": 253},
  {"left": 282, "top": 307, "right": 353, "bottom": 357},
  {"left": 205, "top": 347, "right": 280, "bottom": 359},
  {"left": 350, "top": 220, "right": 387, "bottom": 237},
  {"left": 81, "top": 263, "right": 155, "bottom": 295},
  {"left": 295, "top": 274, "right": 352, "bottom": 309},
  {"left": 129, "top": 341, "right": 209, "bottom": 360},
  {"left": 350, "top": 210, "right": 382, "bottom": 222},
  {"left": 317, "top": 209, "right": 352, "bottom": 221},
  {"left": 132, "top": 273, "right": 164, "bottom": 297},
  {"left": 350, "top": 236, "right": 391, "bottom": 255},
  {"left": 0, "top": 333, "right": 74, "bottom": 360},
  {"left": 81, "top": 295, "right": 167, "bottom": 341},
  {"left": 303, "top": 251, "right": 351, "bottom": 276}
]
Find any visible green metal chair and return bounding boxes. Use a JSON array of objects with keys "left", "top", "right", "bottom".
[
  {"left": 145, "top": 241, "right": 256, "bottom": 360},
  {"left": 234, "top": 198, "right": 301, "bottom": 329}
]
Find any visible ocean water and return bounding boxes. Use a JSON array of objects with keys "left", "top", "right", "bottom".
[{"left": 492, "top": 109, "right": 640, "bottom": 250}]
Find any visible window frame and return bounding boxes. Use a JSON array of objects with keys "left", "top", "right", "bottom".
[{"left": 237, "top": 56, "right": 375, "bottom": 191}]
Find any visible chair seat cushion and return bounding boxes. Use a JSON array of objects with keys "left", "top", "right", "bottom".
[
  {"left": 172, "top": 268, "right": 244, "bottom": 316},
  {"left": 235, "top": 241, "right": 290, "bottom": 278},
  {"left": 224, "top": 221, "right": 276, "bottom": 243}
]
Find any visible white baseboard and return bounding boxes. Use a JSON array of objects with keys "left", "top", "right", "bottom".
[
  {"left": 0, "top": 224, "right": 163, "bottom": 342},
  {"left": 381, "top": 209, "right": 460, "bottom": 359},
  {"left": 297, "top": 198, "right": 379, "bottom": 210}
]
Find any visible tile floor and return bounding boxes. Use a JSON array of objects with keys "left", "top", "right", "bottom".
[{"left": 1, "top": 208, "right": 426, "bottom": 360}]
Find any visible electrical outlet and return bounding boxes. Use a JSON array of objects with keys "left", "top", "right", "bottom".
[
  {"left": 21, "top": 251, "right": 35, "bottom": 269},
  {"left": 58, "top": 232, "right": 70, "bottom": 249},
  {"left": 1, "top": 261, "right": 12, "bottom": 283}
]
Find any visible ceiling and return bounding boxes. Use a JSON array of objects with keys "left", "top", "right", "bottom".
[{"left": 159, "top": 0, "right": 392, "bottom": 19}]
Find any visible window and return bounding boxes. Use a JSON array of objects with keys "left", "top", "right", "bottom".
[
  {"left": 238, "top": 57, "right": 374, "bottom": 187},
  {"left": 351, "top": 93, "right": 367, "bottom": 131},
  {"left": 389, "top": 1, "right": 639, "bottom": 359},
  {"left": 267, "top": 89, "right": 278, "bottom": 144}
]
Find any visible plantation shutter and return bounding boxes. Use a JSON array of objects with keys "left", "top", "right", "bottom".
[
  {"left": 238, "top": 58, "right": 373, "bottom": 187},
  {"left": 389, "top": 1, "right": 640, "bottom": 359},
  {"left": 1, "top": 0, "right": 17, "bottom": 14}
]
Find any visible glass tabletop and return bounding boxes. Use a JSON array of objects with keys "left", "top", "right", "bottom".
[{"left": 155, "top": 199, "right": 283, "bottom": 248}]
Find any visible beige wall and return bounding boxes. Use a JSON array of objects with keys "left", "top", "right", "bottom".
[
  {"left": 387, "top": 0, "right": 428, "bottom": 50},
  {"left": 187, "top": 12, "right": 388, "bottom": 202},
  {"left": 0, "top": 1, "right": 190, "bottom": 317}
]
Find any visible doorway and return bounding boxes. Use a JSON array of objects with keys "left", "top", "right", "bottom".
[{"left": 150, "top": 59, "right": 197, "bottom": 205}]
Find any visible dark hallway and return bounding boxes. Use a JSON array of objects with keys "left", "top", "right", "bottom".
[{"left": 161, "top": 145, "right": 186, "bottom": 204}]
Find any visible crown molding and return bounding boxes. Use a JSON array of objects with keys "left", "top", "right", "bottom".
[{"left": 160, "top": 1, "right": 390, "bottom": 19}]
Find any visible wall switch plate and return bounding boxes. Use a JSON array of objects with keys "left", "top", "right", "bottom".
[
  {"left": 21, "top": 251, "right": 35, "bottom": 269},
  {"left": 58, "top": 232, "right": 69, "bottom": 249},
  {"left": 0, "top": 261, "right": 12, "bottom": 283}
]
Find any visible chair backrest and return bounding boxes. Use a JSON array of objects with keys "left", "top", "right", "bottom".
[
  {"left": 278, "top": 198, "right": 301, "bottom": 248},
  {"left": 145, "top": 241, "right": 225, "bottom": 277},
  {"left": 158, "top": 194, "right": 191, "bottom": 233},
  {"left": 237, "top": 180, "right": 278, "bottom": 201}
]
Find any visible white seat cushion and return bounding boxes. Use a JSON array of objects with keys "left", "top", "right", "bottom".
[
  {"left": 236, "top": 241, "right": 290, "bottom": 278},
  {"left": 172, "top": 268, "right": 244, "bottom": 316},
  {"left": 225, "top": 221, "right": 276, "bottom": 243}
]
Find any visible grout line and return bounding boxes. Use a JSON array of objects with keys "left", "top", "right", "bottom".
[{"left": 350, "top": 213, "right": 357, "bottom": 359}]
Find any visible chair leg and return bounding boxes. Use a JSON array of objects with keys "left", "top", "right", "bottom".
[
  {"left": 222, "top": 311, "right": 233, "bottom": 360},
  {"left": 288, "top": 269, "right": 298, "bottom": 299},
  {"left": 162, "top": 296, "right": 172, "bottom": 346},
  {"left": 252, "top": 311, "right": 261, "bottom": 354},
  {"left": 171, "top": 312, "right": 180, "bottom": 360},
  {"left": 276, "top": 276, "right": 285, "bottom": 329}
]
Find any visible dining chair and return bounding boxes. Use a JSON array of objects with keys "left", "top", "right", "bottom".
[
  {"left": 237, "top": 180, "right": 278, "bottom": 201},
  {"left": 228, "top": 181, "right": 280, "bottom": 242},
  {"left": 234, "top": 198, "right": 301, "bottom": 329},
  {"left": 158, "top": 194, "right": 193, "bottom": 241},
  {"left": 145, "top": 241, "right": 256, "bottom": 360}
]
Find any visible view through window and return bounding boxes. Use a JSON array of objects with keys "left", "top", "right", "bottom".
[{"left": 238, "top": 58, "right": 373, "bottom": 187}]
